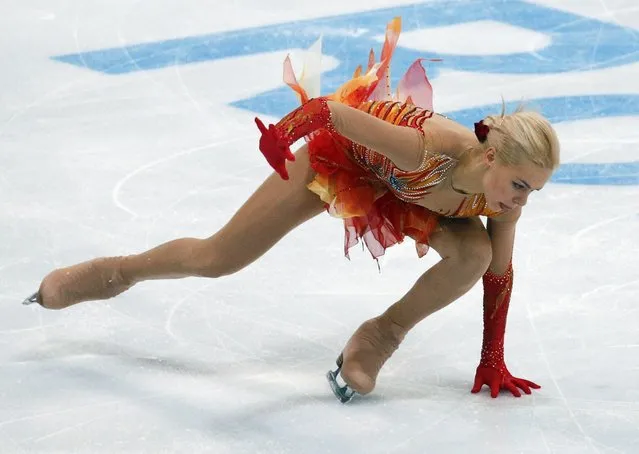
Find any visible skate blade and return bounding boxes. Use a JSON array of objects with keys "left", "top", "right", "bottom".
[
  {"left": 22, "top": 292, "right": 41, "bottom": 306},
  {"left": 326, "top": 354, "right": 357, "bottom": 403}
]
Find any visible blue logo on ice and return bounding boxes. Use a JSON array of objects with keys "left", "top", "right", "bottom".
[{"left": 51, "top": 0, "right": 639, "bottom": 185}]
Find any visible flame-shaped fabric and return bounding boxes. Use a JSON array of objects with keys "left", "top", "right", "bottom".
[{"left": 282, "top": 17, "right": 499, "bottom": 260}]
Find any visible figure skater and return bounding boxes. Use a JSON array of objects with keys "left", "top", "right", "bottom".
[{"left": 23, "top": 17, "right": 559, "bottom": 403}]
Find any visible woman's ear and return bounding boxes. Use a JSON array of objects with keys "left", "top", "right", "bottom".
[{"left": 483, "top": 147, "right": 497, "bottom": 167}]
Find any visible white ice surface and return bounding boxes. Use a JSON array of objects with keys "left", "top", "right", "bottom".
[{"left": 1, "top": 1, "right": 638, "bottom": 453}]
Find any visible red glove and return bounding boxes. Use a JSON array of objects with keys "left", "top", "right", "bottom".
[
  {"left": 254, "top": 97, "right": 335, "bottom": 180},
  {"left": 254, "top": 119, "right": 296, "bottom": 180},
  {"left": 471, "top": 263, "right": 541, "bottom": 398},
  {"left": 472, "top": 365, "right": 540, "bottom": 398}
]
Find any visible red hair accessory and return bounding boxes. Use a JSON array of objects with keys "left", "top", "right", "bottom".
[{"left": 474, "top": 120, "right": 490, "bottom": 143}]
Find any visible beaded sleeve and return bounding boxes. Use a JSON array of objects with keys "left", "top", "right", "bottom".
[{"left": 479, "top": 263, "right": 514, "bottom": 371}]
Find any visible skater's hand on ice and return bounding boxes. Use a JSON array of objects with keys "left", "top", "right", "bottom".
[
  {"left": 255, "top": 117, "right": 296, "bottom": 180},
  {"left": 471, "top": 364, "right": 540, "bottom": 398}
]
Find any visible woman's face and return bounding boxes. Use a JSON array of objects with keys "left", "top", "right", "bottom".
[{"left": 481, "top": 148, "right": 553, "bottom": 212}]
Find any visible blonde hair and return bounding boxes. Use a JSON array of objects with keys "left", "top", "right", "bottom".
[{"left": 481, "top": 104, "right": 560, "bottom": 171}]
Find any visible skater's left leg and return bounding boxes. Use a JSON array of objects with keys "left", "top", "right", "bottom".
[
  {"left": 27, "top": 145, "right": 324, "bottom": 310},
  {"left": 336, "top": 217, "right": 492, "bottom": 396}
]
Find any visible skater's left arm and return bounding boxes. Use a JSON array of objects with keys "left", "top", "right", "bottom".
[
  {"left": 471, "top": 207, "right": 542, "bottom": 398},
  {"left": 485, "top": 207, "right": 520, "bottom": 274}
]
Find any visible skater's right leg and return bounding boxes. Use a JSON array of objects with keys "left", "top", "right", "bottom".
[
  {"left": 31, "top": 145, "right": 325, "bottom": 309},
  {"left": 328, "top": 217, "right": 492, "bottom": 401}
]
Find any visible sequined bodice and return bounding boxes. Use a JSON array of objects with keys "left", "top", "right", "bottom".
[{"left": 349, "top": 101, "right": 500, "bottom": 218}]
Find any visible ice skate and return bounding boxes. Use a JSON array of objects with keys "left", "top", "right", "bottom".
[
  {"left": 326, "top": 353, "right": 357, "bottom": 403},
  {"left": 327, "top": 314, "right": 405, "bottom": 403},
  {"left": 23, "top": 257, "right": 133, "bottom": 309}
]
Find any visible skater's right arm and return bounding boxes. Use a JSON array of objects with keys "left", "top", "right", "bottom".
[
  {"left": 326, "top": 100, "right": 426, "bottom": 172},
  {"left": 255, "top": 98, "right": 429, "bottom": 179}
]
